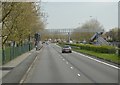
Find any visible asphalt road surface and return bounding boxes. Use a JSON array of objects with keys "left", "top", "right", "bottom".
[{"left": 24, "top": 43, "right": 119, "bottom": 83}]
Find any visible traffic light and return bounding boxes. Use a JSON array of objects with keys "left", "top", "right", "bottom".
[{"left": 34, "top": 33, "right": 40, "bottom": 41}]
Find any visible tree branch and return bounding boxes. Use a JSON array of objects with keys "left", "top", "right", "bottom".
[{"left": 2, "top": 2, "right": 14, "bottom": 22}]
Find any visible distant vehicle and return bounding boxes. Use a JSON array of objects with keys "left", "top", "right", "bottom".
[
  {"left": 69, "top": 40, "right": 73, "bottom": 44},
  {"left": 82, "top": 40, "right": 86, "bottom": 44},
  {"left": 42, "top": 41, "right": 45, "bottom": 44},
  {"left": 45, "top": 41, "right": 49, "bottom": 45},
  {"left": 46, "top": 42, "right": 49, "bottom": 45},
  {"left": 62, "top": 45, "right": 72, "bottom": 53}
]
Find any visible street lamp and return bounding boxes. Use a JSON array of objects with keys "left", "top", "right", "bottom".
[{"left": 28, "top": 34, "right": 31, "bottom": 51}]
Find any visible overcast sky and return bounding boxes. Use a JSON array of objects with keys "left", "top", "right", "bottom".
[
  {"left": 41, "top": 1, "right": 118, "bottom": 31},
  {"left": 41, "top": 0, "right": 119, "bottom": 2}
]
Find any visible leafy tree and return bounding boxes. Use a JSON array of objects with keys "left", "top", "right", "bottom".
[
  {"left": 71, "top": 19, "right": 104, "bottom": 42},
  {"left": 0, "top": 2, "right": 1, "bottom": 48},
  {"left": 2, "top": 2, "right": 44, "bottom": 46},
  {"left": 0, "top": 1, "right": 1, "bottom": 22},
  {"left": 105, "top": 28, "right": 118, "bottom": 42}
]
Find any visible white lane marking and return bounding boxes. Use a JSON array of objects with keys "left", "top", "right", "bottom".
[
  {"left": 73, "top": 51, "right": 120, "bottom": 70},
  {"left": 55, "top": 44, "right": 120, "bottom": 70},
  {"left": 70, "top": 67, "right": 73, "bottom": 69},
  {"left": 66, "top": 62, "right": 68, "bottom": 64},
  {"left": 63, "top": 59, "right": 65, "bottom": 61},
  {"left": 77, "top": 74, "right": 81, "bottom": 77}
]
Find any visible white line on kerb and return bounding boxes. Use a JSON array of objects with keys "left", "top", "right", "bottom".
[{"left": 73, "top": 51, "right": 120, "bottom": 70}]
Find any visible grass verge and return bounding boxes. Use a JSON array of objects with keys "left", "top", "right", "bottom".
[{"left": 58, "top": 43, "right": 120, "bottom": 65}]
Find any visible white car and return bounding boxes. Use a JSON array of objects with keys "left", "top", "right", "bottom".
[{"left": 62, "top": 45, "right": 72, "bottom": 53}]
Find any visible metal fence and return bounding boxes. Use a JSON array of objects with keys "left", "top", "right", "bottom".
[{"left": 2, "top": 43, "right": 34, "bottom": 65}]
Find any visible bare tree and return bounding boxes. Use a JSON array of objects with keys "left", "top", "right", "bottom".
[{"left": 71, "top": 19, "right": 104, "bottom": 42}]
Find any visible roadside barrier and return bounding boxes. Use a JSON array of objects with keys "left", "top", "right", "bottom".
[{"left": 2, "top": 43, "right": 34, "bottom": 65}]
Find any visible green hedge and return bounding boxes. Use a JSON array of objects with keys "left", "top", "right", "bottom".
[{"left": 65, "top": 43, "right": 116, "bottom": 54}]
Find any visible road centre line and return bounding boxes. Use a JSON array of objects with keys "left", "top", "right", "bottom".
[
  {"left": 70, "top": 67, "right": 73, "bottom": 69},
  {"left": 77, "top": 74, "right": 81, "bottom": 77}
]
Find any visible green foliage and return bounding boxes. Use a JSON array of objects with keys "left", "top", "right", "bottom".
[
  {"left": 66, "top": 43, "right": 116, "bottom": 54},
  {"left": 73, "top": 49, "right": 120, "bottom": 64},
  {"left": 105, "top": 28, "right": 119, "bottom": 42},
  {"left": 71, "top": 19, "right": 104, "bottom": 42},
  {"left": 2, "top": 2, "right": 44, "bottom": 45},
  {"left": 58, "top": 43, "right": 119, "bottom": 64}
]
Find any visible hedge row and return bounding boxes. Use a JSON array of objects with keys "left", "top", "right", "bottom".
[{"left": 65, "top": 43, "right": 116, "bottom": 54}]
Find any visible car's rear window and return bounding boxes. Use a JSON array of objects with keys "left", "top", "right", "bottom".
[{"left": 64, "top": 45, "right": 70, "bottom": 48}]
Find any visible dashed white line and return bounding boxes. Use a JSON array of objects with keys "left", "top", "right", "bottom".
[
  {"left": 70, "top": 67, "right": 73, "bottom": 69},
  {"left": 77, "top": 74, "right": 81, "bottom": 77},
  {"left": 55, "top": 44, "right": 120, "bottom": 70},
  {"left": 66, "top": 62, "right": 68, "bottom": 64},
  {"left": 63, "top": 59, "right": 65, "bottom": 61}
]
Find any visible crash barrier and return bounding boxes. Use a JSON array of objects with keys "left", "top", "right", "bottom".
[{"left": 2, "top": 43, "right": 34, "bottom": 65}]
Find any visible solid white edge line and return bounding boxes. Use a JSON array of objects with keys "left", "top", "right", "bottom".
[
  {"left": 73, "top": 51, "right": 120, "bottom": 70},
  {"left": 55, "top": 44, "right": 120, "bottom": 70}
]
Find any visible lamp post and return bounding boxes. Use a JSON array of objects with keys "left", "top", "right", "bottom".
[
  {"left": 28, "top": 34, "right": 31, "bottom": 51},
  {"left": 68, "top": 32, "right": 70, "bottom": 43}
]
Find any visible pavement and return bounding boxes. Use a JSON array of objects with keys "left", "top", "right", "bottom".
[{"left": 0, "top": 48, "right": 39, "bottom": 84}]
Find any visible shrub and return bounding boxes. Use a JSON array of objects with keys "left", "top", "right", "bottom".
[{"left": 65, "top": 43, "right": 116, "bottom": 54}]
